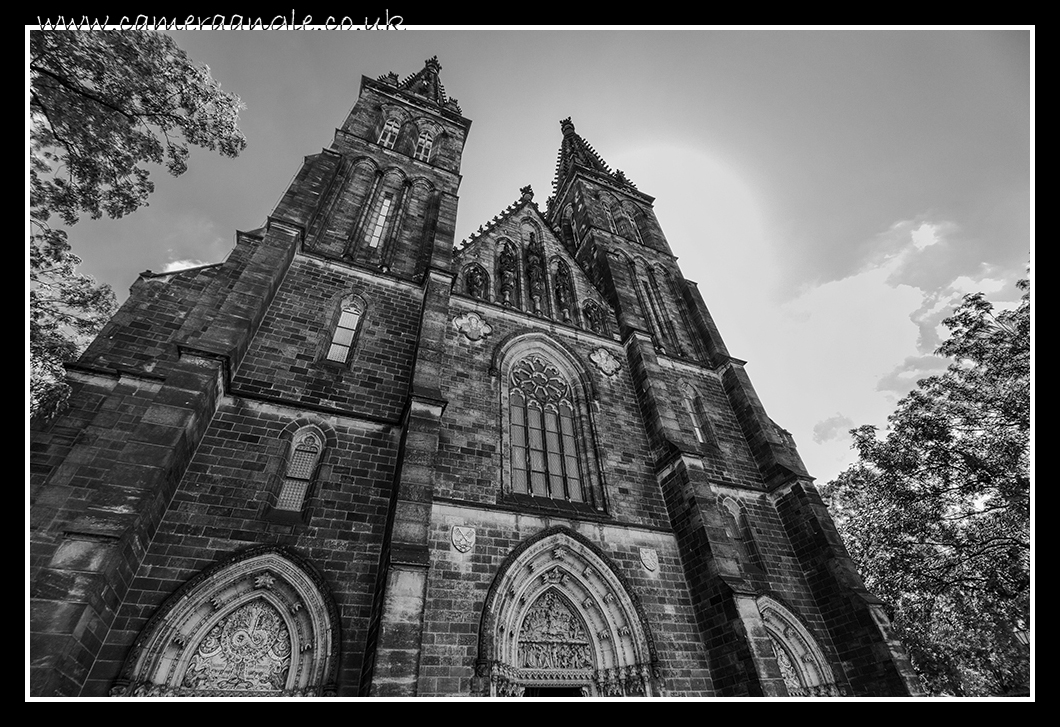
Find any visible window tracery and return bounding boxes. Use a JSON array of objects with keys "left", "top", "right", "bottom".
[{"left": 509, "top": 356, "right": 584, "bottom": 502}]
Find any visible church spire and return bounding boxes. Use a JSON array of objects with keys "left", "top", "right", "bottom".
[
  {"left": 378, "top": 55, "right": 462, "bottom": 113},
  {"left": 551, "top": 118, "right": 638, "bottom": 201}
]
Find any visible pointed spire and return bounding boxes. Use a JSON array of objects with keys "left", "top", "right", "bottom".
[
  {"left": 553, "top": 117, "right": 639, "bottom": 196},
  {"left": 392, "top": 56, "right": 460, "bottom": 111}
]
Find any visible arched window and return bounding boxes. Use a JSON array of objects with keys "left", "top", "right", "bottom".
[
  {"left": 325, "top": 298, "right": 365, "bottom": 364},
  {"left": 622, "top": 202, "right": 644, "bottom": 244},
  {"left": 414, "top": 130, "right": 433, "bottom": 161},
  {"left": 722, "top": 497, "right": 767, "bottom": 574},
  {"left": 276, "top": 427, "right": 325, "bottom": 515},
  {"left": 364, "top": 190, "right": 395, "bottom": 248},
  {"left": 681, "top": 384, "right": 722, "bottom": 454},
  {"left": 378, "top": 118, "right": 400, "bottom": 149},
  {"left": 603, "top": 203, "right": 618, "bottom": 234},
  {"left": 561, "top": 205, "right": 577, "bottom": 251},
  {"left": 509, "top": 356, "right": 583, "bottom": 502}
]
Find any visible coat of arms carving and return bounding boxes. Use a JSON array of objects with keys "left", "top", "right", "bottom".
[
  {"left": 639, "top": 547, "right": 658, "bottom": 572},
  {"left": 451, "top": 525, "right": 476, "bottom": 553}
]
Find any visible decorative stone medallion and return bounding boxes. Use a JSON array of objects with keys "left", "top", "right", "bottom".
[
  {"left": 453, "top": 311, "right": 493, "bottom": 341},
  {"left": 451, "top": 525, "right": 476, "bottom": 553},
  {"left": 639, "top": 547, "right": 658, "bottom": 572},
  {"left": 590, "top": 348, "right": 621, "bottom": 376}
]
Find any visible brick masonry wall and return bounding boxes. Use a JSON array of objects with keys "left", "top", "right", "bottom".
[
  {"left": 232, "top": 255, "right": 422, "bottom": 422},
  {"left": 82, "top": 397, "right": 398, "bottom": 696},
  {"left": 79, "top": 265, "right": 221, "bottom": 374}
]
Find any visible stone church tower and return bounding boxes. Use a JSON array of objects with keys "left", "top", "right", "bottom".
[{"left": 30, "top": 58, "right": 921, "bottom": 698}]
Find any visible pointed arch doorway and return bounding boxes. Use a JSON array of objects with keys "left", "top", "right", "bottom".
[{"left": 476, "top": 527, "right": 662, "bottom": 697}]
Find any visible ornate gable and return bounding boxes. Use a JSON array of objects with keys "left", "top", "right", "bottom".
[{"left": 454, "top": 186, "right": 617, "bottom": 338}]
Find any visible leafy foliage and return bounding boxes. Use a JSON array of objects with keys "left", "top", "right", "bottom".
[
  {"left": 824, "top": 280, "right": 1030, "bottom": 696},
  {"left": 30, "top": 30, "right": 246, "bottom": 225},
  {"left": 29, "top": 30, "right": 246, "bottom": 418},
  {"left": 30, "top": 225, "right": 117, "bottom": 420}
]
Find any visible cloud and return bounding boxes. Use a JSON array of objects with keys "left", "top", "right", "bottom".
[
  {"left": 875, "top": 354, "right": 949, "bottom": 395},
  {"left": 161, "top": 259, "right": 210, "bottom": 273},
  {"left": 812, "top": 414, "right": 855, "bottom": 444}
]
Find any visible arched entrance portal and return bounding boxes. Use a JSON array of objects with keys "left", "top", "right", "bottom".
[
  {"left": 111, "top": 547, "right": 340, "bottom": 697},
  {"left": 758, "top": 596, "right": 841, "bottom": 697},
  {"left": 477, "top": 527, "right": 661, "bottom": 697}
]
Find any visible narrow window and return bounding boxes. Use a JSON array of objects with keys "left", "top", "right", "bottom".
[
  {"left": 414, "top": 130, "right": 434, "bottom": 161},
  {"left": 604, "top": 204, "right": 618, "bottom": 234},
  {"left": 365, "top": 192, "right": 394, "bottom": 248},
  {"left": 326, "top": 301, "right": 363, "bottom": 363},
  {"left": 277, "top": 432, "right": 322, "bottom": 513},
  {"left": 723, "top": 498, "right": 767, "bottom": 574},
  {"left": 684, "top": 395, "right": 705, "bottom": 444},
  {"left": 378, "top": 119, "right": 400, "bottom": 149}
]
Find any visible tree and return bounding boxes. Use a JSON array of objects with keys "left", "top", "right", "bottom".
[
  {"left": 824, "top": 279, "right": 1030, "bottom": 696},
  {"left": 29, "top": 30, "right": 247, "bottom": 419}
]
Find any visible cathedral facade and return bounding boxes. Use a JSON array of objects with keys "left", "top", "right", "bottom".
[{"left": 29, "top": 58, "right": 921, "bottom": 697}]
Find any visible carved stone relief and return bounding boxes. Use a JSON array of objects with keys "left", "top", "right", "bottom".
[
  {"left": 589, "top": 348, "right": 621, "bottom": 377},
  {"left": 454, "top": 311, "right": 493, "bottom": 341},
  {"left": 518, "top": 591, "right": 593, "bottom": 671},
  {"left": 182, "top": 599, "right": 291, "bottom": 693},
  {"left": 639, "top": 547, "right": 658, "bottom": 572}
]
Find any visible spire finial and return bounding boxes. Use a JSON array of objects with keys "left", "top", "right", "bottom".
[
  {"left": 520, "top": 184, "right": 534, "bottom": 201},
  {"left": 560, "top": 117, "right": 576, "bottom": 136}
]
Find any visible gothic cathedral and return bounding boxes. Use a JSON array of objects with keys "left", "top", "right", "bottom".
[{"left": 30, "top": 58, "right": 922, "bottom": 698}]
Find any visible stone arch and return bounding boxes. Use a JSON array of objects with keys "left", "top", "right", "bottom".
[
  {"left": 757, "top": 595, "right": 840, "bottom": 696},
  {"left": 476, "top": 527, "right": 661, "bottom": 697},
  {"left": 111, "top": 546, "right": 340, "bottom": 697}
]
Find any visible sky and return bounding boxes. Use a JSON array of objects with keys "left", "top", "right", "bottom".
[{"left": 46, "top": 28, "right": 1032, "bottom": 487}]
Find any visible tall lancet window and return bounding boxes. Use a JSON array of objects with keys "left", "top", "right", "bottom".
[
  {"left": 277, "top": 430, "right": 324, "bottom": 513},
  {"left": 326, "top": 298, "right": 364, "bottom": 364},
  {"left": 509, "top": 356, "right": 584, "bottom": 502},
  {"left": 414, "top": 130, "right": 434, "bottom": 161},
  {"left": 378, "top": 118, "right": 400, "bottom": 149},
  {"left": 365, "top": 191, "right": 394, "bottom": 248}
]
